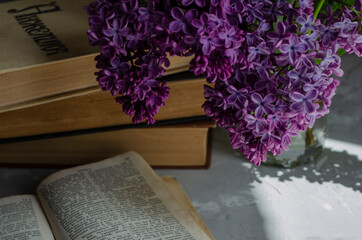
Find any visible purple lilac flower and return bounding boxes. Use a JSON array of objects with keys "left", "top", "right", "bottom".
[
  {"left": 97, "top": 69, "right": 121, "bottom": 96},
  {"left": 301, "top": 32, "right": 319, "bottom": 50},
  {"left": 226, "top": 85, "right": 247, "bottom": 105},
  {"left": 248, "top": 93, "right": 275, "bottom": 118},
  {"left": 262, "top": 3, "right": 282, "bottom": 22},
  {"left": 296, "top": 15, "right": 317, "bottom": 34},
  {"left": 287, "top": 66, "right": 313, "bottom": 89},
  {"left": 290, "top": 90, "right": 318, "bottom": 114},
  {"left": 169, "top": 7, "right": 197, "bottom": 34},
  {"left": 280, "top": 35, "right": 308, "bottom": 64},
  {"left": 299, "top": 0, "right": 313, "bottom": 10},
  {"left": 248, "top": 42, "right": 270, "bottom": 62},
  {"left": 199, "top": 31, "right": 223, "bottom": 55},
  {"left": 318, "top": 24, "right": 339, "bottom": 46},
  {"left": 102, "top": 18, "right": 130, "bottom": 47},
  {"left": 266, "top": 22, "right": 292, "bottom": 48},
  {"left": 191, "top": 13, "right": 217, "bottom": 34},
  {"left": 244, "top": 114, "right": 266, "bottom": 133},
  {"left": 295, "top": 51, "right": 316, "bottom": 69},
  {"left": 110, "top": 57, "right": 130, "bottom": 74},
  {"left": 86, "top": 0, "right": 362, "bottom": 166},
  {"left": 334, "top": 18, "right": 358, "bottom": 33},
  {"left": 244, "top": 2, "right": 264, "bottom": 23},
  {"left": 219, "top": 26, "right": 243, "bottom": 48}
]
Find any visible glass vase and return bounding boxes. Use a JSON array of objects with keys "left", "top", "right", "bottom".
[{"left": 263, "top": 116, "right": 327, "bottom": 168}]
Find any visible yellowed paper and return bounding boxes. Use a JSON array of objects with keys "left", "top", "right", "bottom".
[
  {"left": 37, "top": 152, "right": 212, "bottom": 240},
  {"left": 0, "top": 194, "right": 55, "bottom": 240}
]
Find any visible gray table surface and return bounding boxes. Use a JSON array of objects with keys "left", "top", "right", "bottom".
[{"left": 1, "top": 54, "right": 362, "bottom": 240}]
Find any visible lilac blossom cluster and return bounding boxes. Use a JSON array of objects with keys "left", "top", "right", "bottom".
[
  {"left": 85, "top": 1, "right": 175, "bottom": 124},
  {"left": 86, "top": 0, "right": 362, "bottom": 165}
]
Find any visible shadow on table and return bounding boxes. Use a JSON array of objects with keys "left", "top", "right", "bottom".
[
  {"left": 157, "top": 126, "right": 362, "bottom": 239},
  {"left": 156, "top": 127, "right": 270, "bottom": 240},
  {"left": 0, "top": 168, "right": 61, "bottom": 198},
  {"left": 254, "top": 148, "right": 362, "bottom": 193}
]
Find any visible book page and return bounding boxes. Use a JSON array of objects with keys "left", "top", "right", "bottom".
[
  {"left": 0, "top": 195, "right": 55, "bottom": 240},
  {"left": 37, "top": 152, "right": 211, "bottom": 240}
]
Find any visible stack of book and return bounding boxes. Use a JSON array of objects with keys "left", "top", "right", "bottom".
[{"left": 0, "top": 0, "right": 214, "bottom": 167}]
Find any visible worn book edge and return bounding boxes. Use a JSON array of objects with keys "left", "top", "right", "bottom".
[{"left": 161, "top": 176, "right": 215, "bottom": 240}]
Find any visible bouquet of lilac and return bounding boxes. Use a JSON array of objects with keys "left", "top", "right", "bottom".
[{"left": 85, "top": 0, "right": 362, "bottom": 165}]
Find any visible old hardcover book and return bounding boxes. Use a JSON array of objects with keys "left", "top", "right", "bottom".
[
  {"left": 0, "top": 0, "right": 192, "bottom": 113},
  {"left": 0, "top": 119, "right": 215, "bottom": 168},
  {"left": 0, "top": 152, "right": 215, "bottom": 240},
  {"left": 0, "top": 72, "right": 207, "bottom": 139}
]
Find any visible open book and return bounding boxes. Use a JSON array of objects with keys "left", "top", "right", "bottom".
[{"left": 0, "top": 152, "right": 214, "bottom": 239}]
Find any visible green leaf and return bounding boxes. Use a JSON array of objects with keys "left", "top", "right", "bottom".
[
  {"left": 315, "top": 58, "right": 323, "bottom": 65},
  {"left": 337, "top": 48, "right": 347, "bottom": 56}
]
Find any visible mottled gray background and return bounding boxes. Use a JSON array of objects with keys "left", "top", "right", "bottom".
[{"left": 328, "top": 54, "right": 362, "bottom": 144}]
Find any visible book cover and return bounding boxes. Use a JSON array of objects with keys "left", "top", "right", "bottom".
[
  {"left": 0, "top": 72, "right": 207, "bottom": 139},
  {"left": 0, "top": 0, "right": 192, "bottom": 112},
  {"left": 0, "top": 119, "right": 215, "bottom": 168}
]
